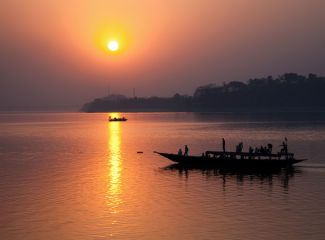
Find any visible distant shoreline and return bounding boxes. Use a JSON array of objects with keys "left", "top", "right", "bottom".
[{"left": 81, "top": 73, "right": 325, "bottom": 113}]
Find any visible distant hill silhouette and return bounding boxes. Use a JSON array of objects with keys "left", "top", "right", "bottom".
[{"left": 81, "top": 73, "right": 325, "bottom": 112}]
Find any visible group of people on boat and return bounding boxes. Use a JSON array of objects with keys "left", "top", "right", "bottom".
[
  {"left": 177, "top": 138, "right": 289, "bottom": 157},
  {"left": 224, "top": 138, "right": 288, "bottom": 156},
  {"left": 248, "top": 144, "right": 273, "bottom": 155}
]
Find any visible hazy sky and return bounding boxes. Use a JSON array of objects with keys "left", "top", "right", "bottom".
[{"left": 1, "top": 0, "right": 325, "bottom": 109}]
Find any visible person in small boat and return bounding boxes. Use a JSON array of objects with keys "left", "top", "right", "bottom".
[
  {"left": 222, "top": 138, "right": 226, "bottom": 152},
  {"left": 178, "top": 148, "right": 183, "bottom": 156},
  {"left": 184, "top": 145, "right": 189, "bottom": 156}
]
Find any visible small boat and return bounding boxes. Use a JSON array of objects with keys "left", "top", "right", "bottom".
[
  {"left": 108, "top": 116, "right": 127, "bottom": 122},
  {"left": 154, "top": 150, "right": 306, "bottom": 169}
]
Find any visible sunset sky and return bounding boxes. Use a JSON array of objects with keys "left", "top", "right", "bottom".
[{"left": 1, "top": 0, "right": 324, "bottom": 109}]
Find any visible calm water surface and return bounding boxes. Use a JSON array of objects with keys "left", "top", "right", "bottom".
[{"left": 1, "top": 112, "right": 325, "bottom": 240}]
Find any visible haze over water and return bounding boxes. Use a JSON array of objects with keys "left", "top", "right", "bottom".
[{"left": 1, "top": 112, "right": 325, "bottom": 239}]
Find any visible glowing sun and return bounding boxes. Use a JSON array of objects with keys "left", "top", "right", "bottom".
[{"left": 107, "top": 40, "right": 119, "bottom": 52}]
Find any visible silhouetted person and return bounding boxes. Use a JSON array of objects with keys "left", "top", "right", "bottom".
[
  {"left": 283, "top": 142, "right": 288, "bottom": 154},
  {"left": 222, "top": 138, "right": 226, "bottom": 152},
  {"left": 248, "top": 146, "right": 253, "bottom": 159},
  {"left": 178, "top": 148, "right": 183, "bottom": 156},
  {"left": 236, "top": 142, "right": 243, "bottom": 153},
  {"left": 249, "top": 146, "right": 253, "bottom": 154},
  {"left": 255, "top": 147, "right": 259, "bottom": 153},
  {"left": 267, "top": 143, "right": 273, "bottom": 154},
  {"left": 280, "top": 141, "right": 288, "bottom": 155},
  {"left": 259, "top": 146, "right": 263, "bottom": 154},
  {"left": 184, "top": 145, "right": 189, "bottom": 156}
]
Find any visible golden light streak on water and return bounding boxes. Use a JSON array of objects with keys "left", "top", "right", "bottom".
[{"left": 106, "top": 114, "right": 123, "bottom": 213}]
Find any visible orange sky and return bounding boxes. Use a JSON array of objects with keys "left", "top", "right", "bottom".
[{"left": 1, "top": 0, "right": 325, "bottom": 109}]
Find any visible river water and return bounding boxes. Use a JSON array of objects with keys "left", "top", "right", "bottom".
[{"left": 1, "top": 112, "right": 325, "bottom": 239}]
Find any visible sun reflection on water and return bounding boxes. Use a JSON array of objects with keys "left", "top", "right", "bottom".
[{"left": 106, "top": 114, "right": 123, "bottom": 213}]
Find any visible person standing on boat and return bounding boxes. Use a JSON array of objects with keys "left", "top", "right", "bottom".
[
  {"left": 222, "top": 138, "right": 226, "bottom": 152},
  {"left": 236, "top": 142, "right": 243, "bottom": 153},
  {"left": 178, "top": 148, "right": 183, "bottom": 156},
  {"left": 284, "top": 141, "right": 288, "bottom": 154},
  {"left": 284, "top": 137, "right": 288, "bottom": 154},
  {"left": 267, "top": 143, "right": 273, "bottom": 154},
  {"left": 280, "top": 139, "right": 288, "bottom": 155},
  {"left": 184, "top": 145, "right": 189, "bottom": 156},
  {"left": 239, "top": 142, "right": 243, "bottom": 153},
  {"left": 249, "top": 146, "right": 253, "bottom": 154}
]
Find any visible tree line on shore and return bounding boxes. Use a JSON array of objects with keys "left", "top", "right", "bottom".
[{"left": 81, "top": 73, "right": 325, "bottom": 112}]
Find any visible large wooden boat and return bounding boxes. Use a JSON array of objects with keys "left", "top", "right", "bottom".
[{"left": 155, "top": 150, "right": 305, "bottom": 168}]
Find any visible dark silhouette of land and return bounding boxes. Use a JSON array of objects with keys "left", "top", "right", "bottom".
[{"left": 81, "top": 73, "right": 325, "bottom": 112}]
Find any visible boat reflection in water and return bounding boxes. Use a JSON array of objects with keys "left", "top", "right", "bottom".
[
  {"left": 106, "top": 113, "right": 123, "bottom": 213},
  {"left": 163, "top": 164, "right": 302, "bottom": 190}
]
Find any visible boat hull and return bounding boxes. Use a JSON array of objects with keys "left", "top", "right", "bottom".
[
  {"left": 155, "top": 152, "right": 305, "bottom": 169},
  {"left": 108, "top": 119, "right": 127, "bottom": 122}
]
